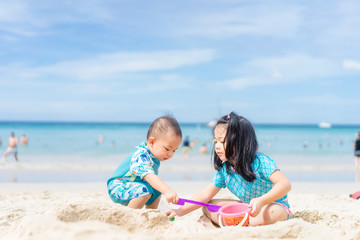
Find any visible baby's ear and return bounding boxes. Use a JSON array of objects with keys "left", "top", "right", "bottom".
[{"left": 147, "top": 136, "right": 155, "bottom": 146}]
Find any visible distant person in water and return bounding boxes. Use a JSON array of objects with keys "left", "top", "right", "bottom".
[
  {"left": 20, "top": 135, "right": 29, "bottom": 145},
  {"left": 190, "top": 138, "right": 199, "bottom": 148},
  {"left": 354, "top": 132, "right": 360, "bottom": 182},
  {"left": 4, "top": 132, "right": 18, "bottom": 162},
  {"left": 199, "top": 143, "right": 208, "bottom": 154},
  {"left": 98, "top": 135, "right": 105, "bottom": 144},
  {"left": 182, "top": 136, "right": 190, "bottom": 157}
]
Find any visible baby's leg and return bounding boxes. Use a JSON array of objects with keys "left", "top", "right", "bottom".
[
  {"left": 202, "top": 199, "right": 241, "bottom": 226},
  {"left": 128, "top": 194, "right": 151, "bottom": 209},
  {"left": 146, "top": 195, "right": 161, "bottom": 209},
  {"left": 109, "top": 180, "right": 153, "bottom": 209},
  {"left": 249, "top": 203, "right": 289, "bottom": 226}
]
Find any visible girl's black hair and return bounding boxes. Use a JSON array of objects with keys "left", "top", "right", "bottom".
[{"left": 212, "top": 112, "right": 258, "bottom": 182}]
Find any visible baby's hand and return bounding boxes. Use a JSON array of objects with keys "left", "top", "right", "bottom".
[
  {"left": 249, "top": 198, "right": 264, "bottom": 217},
  {"left": 164, "top": 189, "right": 179, "bottom": 204}
]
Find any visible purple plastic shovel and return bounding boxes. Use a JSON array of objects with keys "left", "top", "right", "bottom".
[{"left": 174, "top": 198, "right": 222, "bottom": 212}]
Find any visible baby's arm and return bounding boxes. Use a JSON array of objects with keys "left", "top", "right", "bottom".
[
  {"left": 144, "top": 173, "right": 178, "bottom": 204},
  {"left": 166, "top": 183, "right": 221, "bottom": 218},
  {"left": 250, "top": 170, "right": 291, "bottom": 216},
  {"left": 129, "top": 154, "right": 178, "bottom": 203}
]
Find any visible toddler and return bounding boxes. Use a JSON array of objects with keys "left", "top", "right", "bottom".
[{"left": 107, "top": 115, "right": 182, "bottom": 209}]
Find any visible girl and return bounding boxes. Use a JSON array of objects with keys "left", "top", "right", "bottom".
[{"left": 167, "top": 112, "right": 291, "bottom": 226}]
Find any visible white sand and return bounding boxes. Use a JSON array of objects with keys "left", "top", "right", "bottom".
[{"left": 1, "top": 181, "right": 360, "bottom": 240}]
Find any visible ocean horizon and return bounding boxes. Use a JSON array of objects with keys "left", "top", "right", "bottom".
[{"left": 1, "top": 120, "right": 360, "bottom": 126}]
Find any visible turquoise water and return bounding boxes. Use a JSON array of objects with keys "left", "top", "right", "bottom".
[
  {"left": 0, "top": 122, "right": 357, "bottom": 157},
  {"left": 0, "top": 122, "right": 215, "bottom": 157},
  {"left": 0, "top": 122, "right": 359, "bottom": 182}
]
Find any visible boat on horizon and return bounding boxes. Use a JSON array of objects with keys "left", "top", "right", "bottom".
[
  {"left": 318, "top": 122, "right": 332, "bottom": 128},
  {"left": 207, "top": 119, "right": 217, "bottom": 128}
]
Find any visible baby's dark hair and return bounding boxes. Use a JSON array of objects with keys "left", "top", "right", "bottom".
[
  {"left": 212, "top": 112, "right": 258, "bottom": 182},
  {"left": 147, "top": 115, "right": 182, "bottom": 140}
]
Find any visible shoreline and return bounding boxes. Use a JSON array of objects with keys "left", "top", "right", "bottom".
[
  {"left": 0, "top": 181, "right": 359, "bottom": 194},
  {"left": 0, "top": 163, "right": 357, "bottom": 183}
]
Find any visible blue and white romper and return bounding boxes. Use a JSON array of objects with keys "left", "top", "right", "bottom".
[{"left": 107, "top": 142, "right": 161, "bottom": 206}]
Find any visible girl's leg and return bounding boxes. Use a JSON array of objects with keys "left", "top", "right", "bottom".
[
  {"left": 146, "top": 195, "right": 161, "bottom": 209},
  {"left": 202, "top": 199, "right": 241, "bottom": 226},
  {"left": 249, "top": 203, "right": 289, "bottom": 226},
  {"left": 128, "top": 194, "right": 151, "bottom": 209}
]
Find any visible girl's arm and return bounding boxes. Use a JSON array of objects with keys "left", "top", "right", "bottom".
[
  {"left": 166, "top": 183, "right": 221, "bottom": 218},
  {"left": 250, "top": 170, "right": 291, "bottom": 217},
  {"left": 144, "top": 173, "right": 178, "bottom": 203}
]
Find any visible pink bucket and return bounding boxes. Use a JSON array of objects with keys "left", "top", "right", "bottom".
[{"left": 218, "top": 203, "right": 251, "bottom": 227}]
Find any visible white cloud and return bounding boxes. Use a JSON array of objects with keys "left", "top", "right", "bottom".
[
  {"left": 0, "top": 1, "right": 37, "bottom": 37},
  {"left": 143, "top": 74, "right": 191, "bottom": 91},
  {"left": 0, "top": 49, "right": 215, "bottom": 81},
  {"left": 41, "top": 49, "right": 214, "bottom": 80},
  {"left": 219, "top": 54, "right": 346, "bottom": 90},
  {"left": 0, "top": 1, "right": 304, "bottom": 40},
  {"left": 242, "top": 54, "right": 341, "bottom": 79},
  {"left": 0, "top": 34, "right": 19, "bottom": 42},
  {"left": 292, "top": 94, "right": 360, "bottom": 106},
  {"left": 323, "top": 1, "right": 360, "bottom": 41},
  {"left": 220, "top": 77, "right": 275, "bottom": 90},
  {"left": 221, "top": 101, "right": 260, "bottom": 109},
  {"left": 106, "top": 74, "right": 193, "bottom": 95},
  {"left": 343, "top": 59, "right": 360, "bottom": 70},
  {"left": 0, "top": 0, "right": 117, "bottom": 38},
  {"left": 0, "top": 1, "right": 30, "bottom": 22},
  {"left": 0, "top": 99, "right": 132, "bottom": 121},
  {"left": 179, "top": 3, "right": 303, "bottom": 38},
  {"left": 271, "top": 68, "right": 283, "bottom": 79}
]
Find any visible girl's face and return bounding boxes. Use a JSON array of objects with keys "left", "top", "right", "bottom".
[
  {"left": 147, "top": 131, "right": 182, "bottom": 161},
  {"left": 214, "top": 124, "right": 227, "bottom": 161}
]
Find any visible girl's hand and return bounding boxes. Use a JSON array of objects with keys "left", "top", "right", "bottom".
[
  {"left": 249, "top": 197, "right": 265, "bottom": 217},
  {"left": 165, "top": 208, "right": 184, "bottom": 219}
]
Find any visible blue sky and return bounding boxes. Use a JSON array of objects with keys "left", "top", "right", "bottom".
[{"left": 1, "top": 0, "right": 360, "bottom": 124}]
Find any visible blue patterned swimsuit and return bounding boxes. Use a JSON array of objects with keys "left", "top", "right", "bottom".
[
  {"left": 211, "top": 153, "right": 289, "bottom": 208},
  {"left": 107, "top": 142, "right": 161, "bottom": 206}
]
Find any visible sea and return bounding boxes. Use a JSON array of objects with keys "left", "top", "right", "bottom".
[{"left": 0, "top": 121, "right": 359, "bottom": 183}]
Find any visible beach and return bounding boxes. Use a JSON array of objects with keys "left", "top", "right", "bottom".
[
  {"left": 1, "top": 181, "right": 360, "bottom": 240},
  {"left": 1, "top": 122, "right": 360, "bottom": 239}
]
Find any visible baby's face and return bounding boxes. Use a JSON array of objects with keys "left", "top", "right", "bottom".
[{"left": 148, "top": 131, "right": 182, "bottom": 161}]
